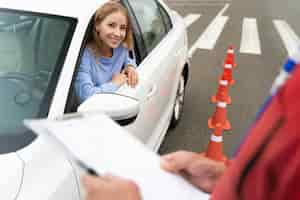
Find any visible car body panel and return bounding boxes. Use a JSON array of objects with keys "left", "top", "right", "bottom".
[
  {"left": 0, "top": 153, "right": 23, "bottom": 200},
  {"left": 0, "top": 0, "right": 108, "bottom": 19},
  {"left": 16, "top": 135, "right": 80, "bottom": 200}
]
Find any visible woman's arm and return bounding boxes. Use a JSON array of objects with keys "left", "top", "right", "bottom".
[{"left": 75, "top": 54, "right": 119, "bottom": 103}]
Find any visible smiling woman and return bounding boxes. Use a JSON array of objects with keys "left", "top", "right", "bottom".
[
  {"left": 74, "top": 1, "right": 139, "bottom": 104},
  {"left": 0, "top": 9, "right": 77, "bottom": 154}
]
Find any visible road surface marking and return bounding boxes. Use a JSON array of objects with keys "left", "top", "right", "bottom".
[
  {"left": 217, "top": 3, "right": 229, "bottom": 17},
  {"left": 240, "top": 18, "right": 261, "bottom": 55},
  {"left": 273, "top": 20, "right": 300, "bottom": 56},
  {"left": 189, "top": 4, "right": 230, "bottom": 57},
  {"left": 189, "top": 16, "right": 228, "bottom": 56},
  {"left": 184, "top": 14, "right": 201, "bottom": 27}
]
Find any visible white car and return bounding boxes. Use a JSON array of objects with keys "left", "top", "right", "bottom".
[{"left": 0, "top": 0, "right": 190, "bottom": 199}]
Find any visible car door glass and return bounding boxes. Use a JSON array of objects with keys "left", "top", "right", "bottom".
[
  {"left": 127, "top": 0, "right": 167, "bottom": 53},
  {"left": 0, "top": 9, "right": 76, "bottom": 154},
  {"left": 158, "top": 3, "right": 172, "bottom": 32}
]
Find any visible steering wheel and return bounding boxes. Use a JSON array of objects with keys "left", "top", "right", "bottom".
[{"left": 0, "top": 72, "right": 35, "bottom": 106}]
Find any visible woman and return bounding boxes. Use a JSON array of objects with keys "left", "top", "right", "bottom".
[{"left": 75, "top": 1, "right": 138, "bottom": 103}]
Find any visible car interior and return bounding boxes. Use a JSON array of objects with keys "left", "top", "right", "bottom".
[{"left": 0, "top": 12, "right": 72, "bottom": 153}]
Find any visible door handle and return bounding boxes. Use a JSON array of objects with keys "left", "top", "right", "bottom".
[{"left": 146, "top": 84, "right": 157, "bottom": 100}]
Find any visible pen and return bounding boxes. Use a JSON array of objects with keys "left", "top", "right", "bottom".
[{"left": 76, "top": 159, "right": 99, "bottom": 176}]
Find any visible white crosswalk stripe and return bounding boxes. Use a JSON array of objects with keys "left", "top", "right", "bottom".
[
  {"left": 273, "top": 20, "right": 300, "bottom": 56},
  {"left": 196, "top": 16, "right": 228, "bottom": 50},
  {"left": 188, "top": 4, "right": 229, "bottom": 57},
  {"left": 184, "top": 14, "right": 201, "bottom": 27},
  {"left": 186, "top": 11, "right": 300, "bottom": 57},
  {"left": 189, "top": 16, "right": 228, "bottom": 57},
  {"left": 240, "top": 18, "right": 261, "bottom": 55}
]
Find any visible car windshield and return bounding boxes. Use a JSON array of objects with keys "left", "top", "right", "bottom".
[{"left": 0, "top": 9, "right": 77, "bottom": 154}]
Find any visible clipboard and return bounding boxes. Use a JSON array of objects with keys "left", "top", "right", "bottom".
[{"left": 24, "top": 113, "right": 210, "bottom": 200}]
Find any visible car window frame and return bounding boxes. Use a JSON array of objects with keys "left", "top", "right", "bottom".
[
  {"left": 64, "top": 1, "right": 171, "bottom": 114},
  {"left": 121, "top": 0, "right": 147, "bottom": 63},
  {"left": 64, "top": 16, "right": 94, "bottom": 114},
  {"left": 64, "top": 1, "right": 149, "bottom": 113}
]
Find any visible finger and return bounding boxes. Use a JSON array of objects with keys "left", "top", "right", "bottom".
[
  {"left": 102, "top": 173, "right": 121, "bottom": 182},
  {"left": 124, "top": 75, "right": 129, "bottom": 84},
  {"left": 131, "top": 70, "right": 136, "bottom": 86},
  {"left": 134, "top": 71, "right": 139, "bottom": 86},
  {"left": 160, "top": 151, "right": 199, "bottom": 173},
  {"left": 131, "top": 71, "right": 137, "bottom": 87},
  {"left": 81, "top": 175, "right": 107, "bottom": 192},
  {"left": 102, "top": 174, "right": 140, "bottom": 193},
  {"left": 126, "top": 71, "right": 131, "bottom": 86},
  {"left": 189, "top": 175, "right": 216, "bottom": 193}
]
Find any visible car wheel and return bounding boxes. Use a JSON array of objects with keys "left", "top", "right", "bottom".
[{"left": 169, "top": 74, "right": 185, "bottom": 129}]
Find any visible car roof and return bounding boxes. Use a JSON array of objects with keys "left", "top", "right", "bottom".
[{"left": 0, "top": 0, "right": 109, "bottom": 19}]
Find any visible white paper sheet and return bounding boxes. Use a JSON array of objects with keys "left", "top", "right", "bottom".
[{"left": 24, "top": 113, "right": 210, "bottom": 200}]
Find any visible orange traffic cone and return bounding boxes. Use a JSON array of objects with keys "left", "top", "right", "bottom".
[
  {"left": 205, "top": 123, "right": 227, "bottom": 162},
  {"left": 225, "top": 46, "right": 237, "bottom": 68},
  {"left": 211, "top": 79, "right": 232, "bottom": 104},
  {"left": 221, "top": 62, "right": 235, "bottom": 85},
  {"left": 208, "top": 101, "right": 231, "bottom": 130}
]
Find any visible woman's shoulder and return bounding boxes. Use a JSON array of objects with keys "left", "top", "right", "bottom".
[
  {"left": 80, "top": 46, "right": 89, "bottom": 56},
  {"left": 82, "top": 45, "right": 97, "bottom": 60},
  {"left": 79, "top": 46, "right": 96, "bottom": 66}
]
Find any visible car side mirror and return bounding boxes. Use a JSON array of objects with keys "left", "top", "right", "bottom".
[{"left": 77, "top": 93, "right": 140, "bottom": 126}]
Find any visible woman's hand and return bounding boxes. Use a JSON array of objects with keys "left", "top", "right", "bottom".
[
  {"left": 123, "top": 65, "right": 138, "bottom": 87},
  {"left": 161, "top": 151, "right": 226, "bottom": 193},
  {"left": 82, "top": 174, "right": 142, "bottom": 200},
  {"left": 112, "top": 73, "right": 128, "bottom": 86}
]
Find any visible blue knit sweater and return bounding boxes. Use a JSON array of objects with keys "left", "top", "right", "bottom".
[{"left": 75, "top": 45, "right": 136, "bottom": 103}]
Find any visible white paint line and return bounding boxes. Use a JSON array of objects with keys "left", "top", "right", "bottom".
[
  {"left": 194, "top": 16, "right": 228, "bottom": 51},
  {"left": 188, "top": 39, "right": 200, "bottom": 57},
  {"left": 217, "top": 3, "right": 229, "bottom": 17},
  {"left": 240, "top": 18, "right": 261, "bottom": 55},
  {"left": 188, "top": 4, "right": 230, "bottom": 57},
  {"left": 273, "top": 20, "right": 300, "bottom": 56},
  {"left": 184, "top": 14, "right": 201, "bottom": 27}
]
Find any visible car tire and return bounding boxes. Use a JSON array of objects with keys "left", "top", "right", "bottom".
[{"left": 169, "top": 74, "right": 185, "bottom": 129}]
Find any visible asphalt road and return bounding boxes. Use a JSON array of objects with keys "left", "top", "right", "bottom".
[{"left": 159, "top": 0, "right": 300, "bottom": 156}]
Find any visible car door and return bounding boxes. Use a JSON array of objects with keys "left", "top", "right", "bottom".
[
  {"left": 120, "top": 0, "right": 181, "bottom": 148},
  {"left": 0, "top": 153, "right": 23, "bottom": 200}
]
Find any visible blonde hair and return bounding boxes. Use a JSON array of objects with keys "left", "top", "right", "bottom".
[{"left": 91, "top": 1, "right": 134, "bottom": 50}]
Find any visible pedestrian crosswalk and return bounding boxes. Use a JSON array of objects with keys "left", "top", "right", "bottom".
[
  {"left": 184, "top": 14, "right": 201, "bottom": 27},
  {"left": 184, "top": 10, "right": 300, "bottom": 57},
  {"left": 189, "top": 16, "right": 228, "bottom": 54},
  {"left": 240, "top": 18, "right": 261, "bottom": 55}
]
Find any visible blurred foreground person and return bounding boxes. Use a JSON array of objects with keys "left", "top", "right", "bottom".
[
  {"left": 162, "top": 53, "right": 300, "bottom": 199},
  {"left": 82, "top": 52, "right": 300, "bottom": 200}
]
